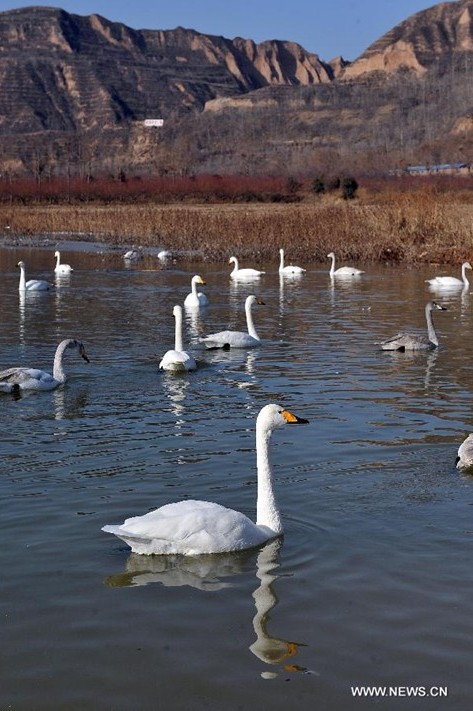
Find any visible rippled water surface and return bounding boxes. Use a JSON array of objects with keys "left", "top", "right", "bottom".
[{"left": 1, "top": 246, "right": 473, "bottom": 710}]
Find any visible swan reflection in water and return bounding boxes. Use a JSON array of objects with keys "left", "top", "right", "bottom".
[
  {"left": 104, "top": 539, "right": 312, "bottom": 677},
  {"left": 161, "top": 372, "right": 189, "bottom": 424}
]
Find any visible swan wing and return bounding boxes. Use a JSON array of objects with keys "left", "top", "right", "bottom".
[
  {"left": 102, "top": 500, "right": 269, "bottom": 555},
  {"left": 159, "top": 349, "right": 196, "bottom": 371},
  {"left": 377, "top": 332, "right": 432, "bottom": 351},
  {"left": 201, "top": 330, "right": 260, "bottom": 349},
  {"left": 0, "top": 367, "right": 56, "bottom": 389},
  {"left": 427, "top": 276, "right": 462, "bottom": 287},
  {"left": 25, "top": 279, "right": 54, "bottom": 291}
]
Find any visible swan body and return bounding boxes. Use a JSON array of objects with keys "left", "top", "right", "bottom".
[
  {"left": 54, "top": 250, "right": 73, "bottom": 274},
  {"left": 426, "top": 261, "right": 472, "bottom": 288},
  {"left": 279, "top": 248, "right": 305, "bottom": 275},
  {"left": 327, "top": 251, "right": 364, "bottom": 277},
  {"left": 201, "top": 295, "right": 264, "bottom": 349},
  {"left": 377, "top": 301, "right": 447, "bottom": 351},
  {"left": 124, "top": 248, "right": 141, "bottom": 261},
  {"left": 184, "top": 275, "right": 209, "bottom": 307},
  {"left": 102, "top": 403, "right": 309, "bottom": 555},
  {"left": 229, "top": 256, "right": 265, "bottom": 279},
  {"left": 157, "top": 250, "right": 171, "bottom": 261},
  {"left": 159, "top": 305, "right": 196, "bottom": 372},
  {"left": 17, "top": 261, "right": 54, "bottom": 291},
  {"left": 0, "top": 338, "right": 89, "bottom": 392},
  {"left": 456, "top": 434, "right": 473, "bottom": 469}
]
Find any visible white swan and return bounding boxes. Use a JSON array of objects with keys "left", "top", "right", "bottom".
[
  {"left": 17, "top": 260, "right": 54, "bottom": 291},
  {"left": 426, "top": 261, "right": 472, "bottom": 289},
  {"left": 101, "top": 403, "right": 309, "bottom": 555},
  {"left": 327, "top": 251, "right": 364, "bottom": 277},
  {"left": 159, "top": 305, "right": 196, "bottom": 372},
  {"left": 377, "top": 301, "right": 447, "bottom": 351},
  {"left": 157, "top": 249, "right": 171, "bottom": 261},
  {"left": 456, "top": 434, "right": 473, "bottom": 470},
  {"left": 0, "top": 338, "right": 89, "bottom": 392},
  {"left": 184, "top": 275, "right": 209, "bottom": 307},
  {"left": 54, "top": 250, "right": 73, "bottom": 274},
  {"left": 229, "top": 256, "right": 265, "bottom": 279},
  {"left": 123, "top": 248, "right": 141, "bottom": 261},
  {"left": 279, "top": 248, "right": 305, "bottom": 275},
  {"left": 200, "top": 295, "right": 264, "bottom": 349}
]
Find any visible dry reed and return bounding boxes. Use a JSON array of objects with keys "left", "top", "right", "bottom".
[{"left": 1, "top": 189, "right": 473, "bottom": 264}]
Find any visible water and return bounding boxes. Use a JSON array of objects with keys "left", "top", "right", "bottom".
[{"left": 1, "top": 246, "right": 473, "bottom": 710}]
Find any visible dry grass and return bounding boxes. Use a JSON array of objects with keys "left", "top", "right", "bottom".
[{"left": 1, "top": 187, "right": 473, "bottom": 264}]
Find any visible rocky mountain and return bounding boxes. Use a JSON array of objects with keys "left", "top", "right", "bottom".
[{"left": 0, "top": 2, "right": 473, "bottom": 177}]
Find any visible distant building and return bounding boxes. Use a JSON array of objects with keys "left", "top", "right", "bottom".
[
  {"left": 144, "top": 119, "right": 164, "bottom": 127},
  {"left": 406, "top": 162, "right": 470, "bottom": 176}
]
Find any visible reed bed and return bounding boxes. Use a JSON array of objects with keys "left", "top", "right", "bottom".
[{"left": 1, "top": 189, "right": 473, "bottom": 265}]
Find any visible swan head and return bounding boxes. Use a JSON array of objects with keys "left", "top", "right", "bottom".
[
  {"left": 17, "top": 260, "right": 25, "bottom": 269},
  {"left": 464, "top": 262, "right": 472, "bottom": 270},
  {"left": 246, "top": 295, "right": 265, "bottom": 307},
  {"left": 65, "top": 339, "right": 90, "bottom": 363},
  {"left": 192, "top": 275, "right": 206, "bottom": 285},
  {"left": 173, "top": 304, "right": 183, "bottom": 318},
  {"left": 428, "top": 301, "right": 447, "bottom": 312},
  {"left": 54, "top": 250, "right": 60, "bottom": 257},
  {"left": 279, "top": 248, "right": 284, "bottom": 256},
  {"left": 257, "top": 404, "right": 309, "bottom": 433},
  {"left": 229, "top": 256, "right": 237, "bottom": 265},
  {"left": 326, "top": 252, "right": 335, "bottom": 259}
]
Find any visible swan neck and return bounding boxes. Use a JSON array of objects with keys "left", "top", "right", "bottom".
[
  {"left": 174, "top": 309, "right": 184, "bottom": 352},
  {"left": 462, "top": 264, "right": 470, "bottom": 286},
  {"left": 256, "top": 424, "right": 282, "bottom": 535},
  {"left": 52, "top": 340, "right": 69, "bottom": 382},
  {"left": 329, "top": 253, "right": 335, "bottom": 276},
  {"left": 191, "top": 277, "right": 198, "bottom": 296},
  {"left": 279, "top": 251, "right": 284, "bottom": 270},
  {"left": 18, "top": 265, "right": 26, "bottom": 290},
  {"left": 55, "top": 253, "right": 60, "bottom": 267},
  {"left": 246, "top": 300, "right": 259, "bottom": 340},
  {"left": 231, "top": 257, "right": 238, "bottom": 274},
  {"left": 426, "top": 304, "right": 438, "bottom": 346}
]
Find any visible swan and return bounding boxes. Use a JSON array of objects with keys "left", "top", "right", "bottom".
[
  {"left": 426, "top": 261, "right": 472, "bottom": 289},
  {"left": 377, "top": 301, "right": 447, "bottom": 351},
  {"left": 17, "top": 260, "right": 54, "bottom": 291},
  {"left": 184, "top": 275, "right": 209, "bottom": 307},
  {"left": 0, "top": 338, "right": 90, "bottom": 392},
  {"left": 54, "top": 250, "right": 73, "bottom": 274},
  {"left": 200, "top": 295, "right": 264, "bottom": 349},
  {"left": 327, "top": 251, "right": 364, "bottom": 277},
  {"left": 123, "top": 248, "right": 141, "bottom": 261},
  {"left": 279, "top": 248, "right": 305, "bottom": 275},
  {"left": 159, "top": 305, "right": 196, "bottom": 372},
  {"left": 157, "top": 249, "right": 171, "bottom": 261},
  {"left": 101, "top": 403, "right": 309, "bottom": 555},
  {"left": 229, "top": 256, "right": 265, "bottom": 279},
  {"left": 456, "top": 434, "right": 473, "bottom": 469}
]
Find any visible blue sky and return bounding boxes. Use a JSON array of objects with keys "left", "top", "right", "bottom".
[{"left": 0, "top": 1, "right": 456, "bottom": 61}]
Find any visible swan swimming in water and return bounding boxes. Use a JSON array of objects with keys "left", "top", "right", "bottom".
[
  {"left": 17, "top": 260, "right": 54, "bottom": 291},
  {"left": 54, "top": 250, "right": 73, "bottom": 274},
  {"left": 279, "top": 248, "right": 306, "bottom": 275},
  {"left": 327, "top": 251, "right": 364, "bottom": 277},
  {"left": 426, "top": 261, "right": 472, "bottom": 289},
  {"left": 229, "top": 256, "right": 265, "bottom": 279},
  {"left": 184, "top": 275, "right": 209, "bottom": 307},
  {"left": 0, "top": 338, "right": 89, "bottom": 392},
  {"left": 377, "top": 301, "right": 447, "bottom": 351},
  {"left": 123, "top": 248, "right": 141, "bottom": 261},
  {"left": 101, "top": 403, "right": 309, "bottom": 555},
  {"left": 200, "top": 295, "right": 264, "bottom": 349},
  {"left": 456, "top": 434, "right": 473, "bottom": 470},
  {"left": 159, "top": 305, "right": 196, "bottom": 372}
]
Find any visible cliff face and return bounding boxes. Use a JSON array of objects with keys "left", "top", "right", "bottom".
[
  {"left": 342, "top": 0, "right": 473, "bottom": 78},
  {"left": 1, "top": 2, "right": 473, "bottom": 176},
  {"left": 0, "top": 5, "right": 332, "bottom": 137}
]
